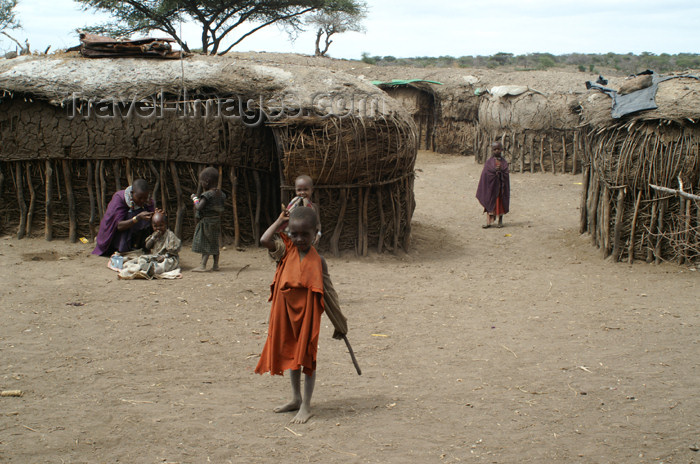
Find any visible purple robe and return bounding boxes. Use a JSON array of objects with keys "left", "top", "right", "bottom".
[
  {"left": 92, "top": 190, "right": 154, "bottom": 256},
  {"left": 476, "top": 156, "right": 510, "bottom": 214}
]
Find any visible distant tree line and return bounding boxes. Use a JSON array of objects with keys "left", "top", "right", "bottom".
[{"left": 360, "top": 52, "right": 700, "bottom": 74}]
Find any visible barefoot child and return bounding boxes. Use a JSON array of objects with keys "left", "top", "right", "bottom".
[
  {"left": 118, "top": 212, "right": 181, "bottom": 278},
  {"left": 256, "top": 206, "right": 346, "bottom": 424},
  {"left": 191, "top": 167, "right": 226, "bottom": 272},
  {"left": 284, "top": 175, "right": 322, "bottom": 246}
]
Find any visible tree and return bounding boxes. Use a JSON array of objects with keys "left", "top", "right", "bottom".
[
  {"left": 75, "top": 0, "right": 364, "bottom": 55},
  {"left": 0, "top": 0, "right": 24, "bottom": 52},
  {"left": 305, "top": 0, "right": 366, "bottom": 57}
]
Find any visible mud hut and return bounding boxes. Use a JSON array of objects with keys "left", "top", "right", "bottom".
[
  {"left": 579, "top": 73, "right": 700, "bottom": 264},
  {"left": 476, "top": 84, "right": 584, "bottom": 174},
  {"left": 0, "top": 54, "right": 417, "bottom": 255},
  {"left": 373, "top": 80, "right": 440, "bottom": 151}
]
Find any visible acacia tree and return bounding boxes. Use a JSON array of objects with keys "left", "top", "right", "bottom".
[
  {"left": 0, "top": 0, "right": 22, "bottom": 49},
  {"left": 75, "top": 0, "right": 364, "bottom": 55},
  {"left": 306, "top": 0, "right": 366, "bottom": 56}
]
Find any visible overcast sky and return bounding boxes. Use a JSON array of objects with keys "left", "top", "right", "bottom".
[{"left": 2, "top": 0, "right": 698, "bottom": 58}]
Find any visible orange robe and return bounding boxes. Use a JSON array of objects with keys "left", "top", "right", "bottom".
[{"left": 255, "top": 233, "right": 325, "bottom": 376}]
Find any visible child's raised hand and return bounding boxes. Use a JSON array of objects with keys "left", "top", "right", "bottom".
[{"left": 278, "top": 203, "right": 290, "bottom": 221}]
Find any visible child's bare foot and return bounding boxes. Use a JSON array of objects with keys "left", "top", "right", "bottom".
[
  {"left": 290, "top": 404, "right": 313, "bottom": 424},
  {"left": 274, "top": 399, "right": 301, "bottom": 413},
  {"left": 212, "top": 265, "right": 220, "bottom": 271},
  {"left": 191, "top": 266, "right": 210, "bottom": 272}
]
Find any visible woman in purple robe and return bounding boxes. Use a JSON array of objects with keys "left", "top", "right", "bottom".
[
  {"left": 92, "top": 179, "right": 155, "bottom": 256},
  {"left": 476, "top": 141, "right": 510, "bottom": 228}
]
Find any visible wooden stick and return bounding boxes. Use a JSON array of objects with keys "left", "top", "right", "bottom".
[
  {"left": 403, "top": 178, "right": 414, "bottom": 252},
  {"left": 25, "top": 164, "right": 36, "bottom": 236},
  {"left": 45, "top": 160, "right": 54, "bottom": 240},
  {"left": 561, "top": 134, "right": 567, "bottom": 174},
  {"left": 252, "top": 170, "right": 261, "bottom": 246},
  {"left": 393, "top": 186, "right": 402, "bottom": 253},
  {"left": 649, "top": 183, "right": 700, "bottom": 201},
  {"left": 229, "top": 167, "right": 240, "bottom": 248},
  {"left": 579, "top": 165, "right": 590, "bottom": 234},
  {"left": 376, "top": 187, "right": 385, "bottom": 253},
  {"left": 679, "top": 196, "right": 687, "bottom": 265},
  {"left": 169, "top": 162, "right": 185, "bottom": 239},
  {"left": 646, "top": 200, "right": 658, "bottom": 263},
  {"left": 587, "top": 172, "right": 600, "bottom": 243},
  {"left": 15, "top": 163, "right": 27, "bottom": 239},
  {"left": 601, "top": 186, "right": 611, "bottom": 256},
  {"left": 148, "top": 161, "right": 160, "bottom": 210},
  {"left": 539, "top": 137, "right": 544, "bottom": 173},
  {"left": 654, "top": 199, "right": 667, "bottom": 265},
  {"left": 572, "top": 132, "right": 578, "bottom": 175},
  {"left": 518, "top": 133, "right": 524, "bottom": 173},
  {"left": 341, "top": 334, "right": 361, "bottom": 375},
  {"left": 612, "top": 188, "right": 626, "bottom": 262},
  {"left": 363, "top": 187, "right": 370, "bottom": 256},
  {"left": 628, "top": 190, "right": 642, "bottom": 264},
  {"left": 529, "top": 135, "right": 535, "bottom": 173},
  {"left": 99, "top": 160, "right": 107, "bottom": 218},
  {"left": 79, "top": 161, "right": 93, "bottom": 243},
  {"left": 112, "top": 160, "right": 121, "bottom": 192},
  {"left": 549, "top": 138, "right": 555, "bottom": 175},
  {"left": 125, "top": 158, "right": 133, "bottom": 186},
  {"left": 243, "top": 171, "right": 255, "bottom": 245},
  {"left": 330, "top": 189, "right": 348, "bottom": 257},
  {"left": 159, "top": 162, "right": 167, "bottom": 214},
  {"left": 62, "top": 159, "right": 77, "bottom": 243}
]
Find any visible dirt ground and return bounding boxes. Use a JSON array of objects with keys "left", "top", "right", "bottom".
[{"left": 1, "top": 150, "right": 698, "bottom": 463}]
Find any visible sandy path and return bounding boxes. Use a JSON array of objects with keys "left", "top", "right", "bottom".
[{"left": 1, "top": 150, "right": 698, "bottom": 463}]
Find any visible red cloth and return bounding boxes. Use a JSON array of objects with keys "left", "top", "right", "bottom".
[{"left": 255, "top": 233, "right": 325, "bottom": 376}]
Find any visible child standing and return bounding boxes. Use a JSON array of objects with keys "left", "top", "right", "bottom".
[
  {"left": 284, "top": 175, "right": 322, "bottom": 246},
  {"left": 256, "top": 206, "right": 332, "bottom": 424},
  {"left": 191, "top": 167, "right": 226, "bottom": 272}
]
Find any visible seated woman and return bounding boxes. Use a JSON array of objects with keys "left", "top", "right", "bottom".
[{"left": 92, "top": 179, "right": 155, "bottom": 256}]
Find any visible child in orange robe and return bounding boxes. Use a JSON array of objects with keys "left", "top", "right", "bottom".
[{"left": 256, "top": 206, "right": 328, "bottom": 424}]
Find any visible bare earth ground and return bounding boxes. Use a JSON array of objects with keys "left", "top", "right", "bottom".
[{"left": 1, "top": 150, "right": 698, "bottom": 464}]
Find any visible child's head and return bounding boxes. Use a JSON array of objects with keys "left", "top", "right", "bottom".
[
  {"left": 294, "top": 175, "right": 314, "bottom": 199},
  {"left": 199, "top": 167, "right": 219, "bottom": 190},
  {"left": 151, "top": 211, "right": 168, "bottom": 234},
  {"left": 288, "top": 207, "right": 318, "bottom": 252},
  {"left": 491, "top": 141, "right": 503, "bottom": 158}
]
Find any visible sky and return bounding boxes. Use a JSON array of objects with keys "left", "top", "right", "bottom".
[{"left": 1, "top": 0, "right": 699, "bottom": 58}]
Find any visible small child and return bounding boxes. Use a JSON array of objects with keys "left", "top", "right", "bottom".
[
  {"left": 119, "top": 212, "right": 181, "bottom": 278},
  {"left": 191, "top": 167, "right": 226, "bottom": 272},
  {"left": 284, "top": 175, "right": 322, "bottom": 246},
  {"left": 256, "top": 206, "right": 345, "bottom": 424}
]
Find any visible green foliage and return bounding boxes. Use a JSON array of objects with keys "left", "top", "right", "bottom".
[
  {"left": 360, "top": 51, "right": 375, "bottom": 64},
  {"left": 0, "top": 0, "right": 20, "bottom": 31},
  {"left": 355, "top": 51, "right": 700, "bottom": 74},
  {"left": 75, "top": 0, "right": 365, "bottom": 55},
  {"left": 307, "top": 0, "right": 367, "bottom": 56}
]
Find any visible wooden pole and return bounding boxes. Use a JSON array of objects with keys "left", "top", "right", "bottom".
[
  {"left": 148, "top": 161, "right": 160, "bottom": 210},
  {"left": 362, "top": 187, "right": 370, "bottom": 256},
  {"left": 679, "top": 197, "right": 687, "bottom": 265},
  {"left": 601, "top": 186, "right": 611, "bottom": 256},
  {"left": 159, "top": 162, "right": 167, "bottom": 214},
  {"left": 229, "top": 167, "right": 240, "bottom": 249},
  {"left": 579, "top": 165, "right": 590, "bottom": 234},
  {"left": 539, "top": 137, "right": 544, "bottom": 173},
  {"left": 376, "top": 187, "right": 385, "bottom": 254},
  {"left": 112, "top": 160, "right": 121, "bottom": 192},
  {"left": 587, "top": 172, "right": 600, "bottom": 243},
  {"left": 169, "top": 162, "right": 185, "bottom": 239},
  {"left": 331, "top": 189, "right": 348, "bottom": 257},
  {"left": 15, "top": 163, "right": 27, "bottom": 239},
  {"left": 62, "top": 159, "right": 77, "bottom": 243},
  {"left": 628, "top": 190, "right": 642, "bottom": 264},
  {"left": 549, "top": 138, "right": 555, "bottom": 175},
  {"left": 25, "top": 164, "right": 36, "bottom": 236},
  {"left": 87, "top": 160, "right": 96, "bottom": 240},
  {"left": 654, "top": 198, "right": 667, "bottom": 265},
  {"left": 518, "top": 133, "right": 524, "bottom": 173},
  {"left": 572, "top": 132, "right": 578, "bottom": 175},
  {"left": 125, "top": 158, "right": 133, "bottom": 186},
  {"left": 561, "top": 134, "right": 567, "bottom": 174},
  {"left": 646, "top": 200, "right": 658, "bottom": 263},
  {"left": 356, "top": 187, "right": 363, "bottom": 256},
  {"left": 612, "top": 188, "right": 626, "bottom": 261},
  {"left": 529, "top": 135, "right": 534, "bottom": 174},
  {"left": 393, "top": 186, "right": 402, "bottom": 253},
  {"left": 45, "top": 160, "right": 53, "bottom": 240},
  {"left": 252, "top": 170, "right": 262, "bottom": 246},
  {"left": 99, "top": 160, "right": 107, "bottom": 217}
]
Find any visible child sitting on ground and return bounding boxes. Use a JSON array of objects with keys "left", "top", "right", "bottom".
[
  {"left": 283, "top": 175, "right": 322, "bottom": 246},
  {"left": 191, "top": 167, "right": 226, "bottom": 272},
  {"left": 119, "top": 211, "right": 181, "bottom": 279},
  {"left": 256, "top": 206, "right": 346, "bottom": 424}
]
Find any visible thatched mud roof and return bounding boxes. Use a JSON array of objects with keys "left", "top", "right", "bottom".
[
  {"left": 580, "top": 74, "right": 700, "bottom": 128},
  {"left": 0, "top": 53, "right": 407, "bottom": 119}
]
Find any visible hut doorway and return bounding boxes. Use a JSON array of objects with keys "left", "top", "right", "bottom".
[{"left": 376, "top": 83, "right": 439, "bottom": 151}]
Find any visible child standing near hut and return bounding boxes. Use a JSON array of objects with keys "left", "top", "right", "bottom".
[
  {"left": 284, "top": 175, "right": 322, "bottom": 246},
  {"left": 191, "top": 167, "right": 226, "bottom": 272},
  {"left": 256, "top": 206, "right": 342, "bottom": 424},
  {"left": 476, "top": 141, "right": 510, "bottom": 228}
]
